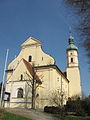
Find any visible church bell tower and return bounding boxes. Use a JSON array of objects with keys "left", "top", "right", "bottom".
[{"left": 66, "top": 36, "right": 82, "bottom": 97}]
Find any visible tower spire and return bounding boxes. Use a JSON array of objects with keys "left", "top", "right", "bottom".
[
  {"left": 66, "top": 29, "right": 78, "bottom": 51},
  {"left": 66, "top": 33, "right": 82, "bottom": 97},
  {"left": 68, "top": 27, "right": 74, "bottom": 45}
]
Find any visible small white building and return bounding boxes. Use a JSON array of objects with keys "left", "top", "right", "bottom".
[{"left": 5, "top": 36, "right": 81, "bottom": 108}]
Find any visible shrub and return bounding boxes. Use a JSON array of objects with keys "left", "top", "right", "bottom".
[
  {"left": 44, "top": 106, "right": 66, "bottom": 115},
  {"left": 65, "top": 96, "right": 90, "bottom": 116}
]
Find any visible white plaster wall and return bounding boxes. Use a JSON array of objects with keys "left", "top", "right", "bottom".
[
  {"left": 67, "top": 50, "right": 78, "bottom": 67},
  {"left": 8, "top": 38, "right": 55, "bottom": 70},
  {"left": 67, "top": 67, "right": 82, "bottom": 97},
  {"left": 52, "top": 69, "right": 69, "bottom": 99},
  {"left": 35, "top": 67, "right": 69, "bottom": 108},
  {"left": 5, "top": 81, "right": 32, "bottom": 108},
  {"left": 5, "top": 37, "right": 69, "bottom": 108}
]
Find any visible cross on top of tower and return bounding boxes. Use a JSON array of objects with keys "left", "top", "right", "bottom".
[
  {"left": 69, "top": 27, "right": 72, "bottom": 36},
  {"left": 68, "top": 27, "right": 74, "bottom": 45},
  {"left": 68, "top": 36, "right": 74, "bottom": 44}
]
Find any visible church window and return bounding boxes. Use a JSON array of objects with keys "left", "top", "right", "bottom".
[
  {"left": 21, "top": 74, "right": 23, "bottom": 80},
  {"left": 42, "top": 57, "right": 43, "bottom": 61},
  {"left": 29, "top": 56, "right": 32, "bottom": 62},
  {"left": 17, "top": 88, "right": 23, "bottom": 98},
  {"left": 71, "top": 58, "right": 73, "bottom": 63}
]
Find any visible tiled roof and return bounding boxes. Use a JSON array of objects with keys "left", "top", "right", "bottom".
[{"left": 23, "top": 59, "right": 41, "bottom": 84}]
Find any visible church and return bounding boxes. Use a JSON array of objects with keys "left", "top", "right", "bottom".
[{"left": 5, "top": 36, "right": 82, "bottom": 108}]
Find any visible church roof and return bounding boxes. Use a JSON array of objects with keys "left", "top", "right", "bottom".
[
  {"left": 23, "top": 59, "right": 42, "bottom": 84},
  {"left": 66, "top": 36, "right": 78, "bottom": 51}
]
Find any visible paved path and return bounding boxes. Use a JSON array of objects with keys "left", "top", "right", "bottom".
[{"left": 6, "top": 108, "right": 59, "bottom": 120}]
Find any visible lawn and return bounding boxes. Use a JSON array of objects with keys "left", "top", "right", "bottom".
[
  {"left": 65, "top": 116, "right": 90, "bottom": 120},
  {"left": 0, "top": 109, "right": 32, "bottom": 120},
  {"left": 54, "top": 114, "right": 90, "bottom": 120}
]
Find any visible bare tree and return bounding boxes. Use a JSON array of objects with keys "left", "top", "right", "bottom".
[
  {"left": 64, "top": 0, "right": 90, "bottom": 65},
  {"left": 25, "top": 66, "right": 42, "bottom": 109},
  {"left": 49, "top": 89, "right": 67, "bottom": 106},
  {"left": 70, "top": 94, "right": 81, "bottom": 100},
  {"left": 24, "top": 83, "right": 31, "bottom": 108}
]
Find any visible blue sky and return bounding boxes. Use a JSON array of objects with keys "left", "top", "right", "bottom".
[{"left": 0, "top": 0, "right": 89, "bottom": 96}]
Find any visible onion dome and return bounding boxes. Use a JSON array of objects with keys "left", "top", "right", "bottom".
[{"left": 67, "top": 36, "right": 78, "bottom": 51}]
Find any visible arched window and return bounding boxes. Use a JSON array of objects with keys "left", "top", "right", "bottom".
[
  {"left": 28, "top": 56, "right": 32, "bottom": 62},
  {"left": 71, "top": 58, "right": 73, "bottom": 63},
  {"left": 17, "top": 88, "right": 23, "bottom": 98}
]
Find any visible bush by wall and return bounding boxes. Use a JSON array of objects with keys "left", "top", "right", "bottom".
[
  {"left": 44, "top": 106, "right": 66, "bottom": 115},
  {"left": 65, "top": 96, "right": 90, "bottom": 116}
]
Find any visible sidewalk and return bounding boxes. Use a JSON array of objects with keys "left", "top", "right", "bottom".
[{"left": 6, "top": 108, "right": 58, "bottom": 120}]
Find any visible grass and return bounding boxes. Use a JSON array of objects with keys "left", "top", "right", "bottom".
[
  {"left": 0, "top": 109, "right": 32, "bottom": 120},
  {"left": 65, "top": 116, "right": 90, "bottom": 120},
  {"left": 53, "top": 114, "right": 90, "bottom": 120}
]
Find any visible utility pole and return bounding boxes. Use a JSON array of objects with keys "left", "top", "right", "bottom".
[{"left": 0, "top": 49, "right": 9, "bottom": 107}]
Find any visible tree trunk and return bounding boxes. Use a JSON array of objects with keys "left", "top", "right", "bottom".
[{"left": 32, "top": 75, "right": 35, "bottom": 109}]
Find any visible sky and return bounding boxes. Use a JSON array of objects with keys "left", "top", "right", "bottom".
[{"left": 0, "top": 0, "right": 89, "bottom": 96}]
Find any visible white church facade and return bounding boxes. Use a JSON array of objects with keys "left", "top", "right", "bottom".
[{"left": 5, "top": 36, "right": 82, "bottom": 108}]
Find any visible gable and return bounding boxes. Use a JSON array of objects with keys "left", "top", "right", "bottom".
[
  {"left": 23, "top": 59, "right": 41, "bottom": 83},
  {"left": 12, "top": 59, "right": 32, "bottom": 81},
  {"left": 7, "top": 59, "right": 41, "bottom": 83},
  {"left": 21, "top": 37, "right": 42, "bottom": 47}
]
